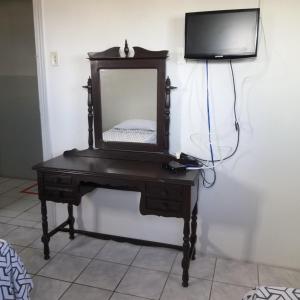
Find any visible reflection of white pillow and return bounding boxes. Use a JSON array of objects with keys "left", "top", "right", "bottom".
[{"left": 114, "top": 119, "right": 156, "bottom": 131}]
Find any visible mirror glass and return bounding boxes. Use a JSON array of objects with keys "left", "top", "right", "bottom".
[{"left": 100, "top": 69, "right": 157, "bottom": 144}]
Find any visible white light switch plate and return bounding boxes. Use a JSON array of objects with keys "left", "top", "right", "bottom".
[{"left": 50, "top": 51, "right": 59, "bottom": 66}]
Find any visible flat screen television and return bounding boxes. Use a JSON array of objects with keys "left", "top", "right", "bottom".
[{"left": 185, "top": 8, "right": 260, "bottom": 60}]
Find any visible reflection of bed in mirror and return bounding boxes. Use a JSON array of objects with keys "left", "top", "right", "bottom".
[
  {"left": 100, "top": 68, "right": 157, "bottom": 145},
  {"left": 102, "top": 119, "right": 156, "bottom": 144}
]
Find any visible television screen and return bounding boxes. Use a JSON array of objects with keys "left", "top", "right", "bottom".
[{"left": 185, "top": 9, "right": 260, "bottom": 59}]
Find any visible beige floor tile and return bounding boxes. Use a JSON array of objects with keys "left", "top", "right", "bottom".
[
  {"left": 62, "top": 235, "right": 107, "bottom": 258},
  {"left": 0, "top": 223, "right": 18, "bottom": 237},
  {"left": 1, "top": 188, "right": 25, "bottom": 200},
  {"left": 4, "top": 227, "right": 41, "bottom": 246},
  {"left": 132, "top": 246, "right": 177, "bottom": 272},
  {"left": 19, "top": 247, "right": 56, "bottom": 274},
  {"left": 111, "top": 293, "right": 148, "bottom": 300},
  {"left": 96, "top": 240, "right": 140, "bottom": 265},
  {"left": 8, "top": 217, "right": 39, "bottom": 228},
  {"left": 60, "top": 283, "right": 112, "bottom": 300},
  {"left": 0, "top": 179, "right": 28, "bottom": 194},
  {"left": 11, "top": 244, "right": 25, "bottom": 253},
  {"left": 76, "top": 259, "right": 128, "bottom": 290},
  {"left": 16, "top": 210, "right": 41, "bottom": 222},
  {"left": 4, "top": 198, "right": 39, "bottom": 212},
  {"left": 172, "top": 252, "right": 216, "bottom": 280},
  {"left": 31, "top": 231, "right": 71, "bottom": 252},
  {"left": 160, "top": 275, "right": 211, "bottom": 300},
  {"left": 0, "top": 208, "right": 22, "bottom": 218},
  {"left": 117, "top": 266, "right": 168, "bottom": 300},
  {"left": 38, "top": 253, "right": 90, "bottom": 282},
  {"left": 0, "top": 216, "right": 12, "bottom": 223},
  {"left": 259, "top": 264, "right": 300, "bottom": 287},
  {"left": 0, "top": 177, "right": 9, "bottom": 184},
  {"left": 0, "top": 196, "right": 19, "bottom": 209},
  {"left": 210, "top": 282, "right": 251, "bottom": 300},
  {"left": 214, "top": 258, "right": 258, "bottom": 287},
  {"left": 30, "top": 275, "right": 70, "bottom": 300}
]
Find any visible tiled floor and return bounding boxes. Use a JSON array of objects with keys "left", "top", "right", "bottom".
[{"left": 0, "top": 177, "right": 300, "bottom": 300}]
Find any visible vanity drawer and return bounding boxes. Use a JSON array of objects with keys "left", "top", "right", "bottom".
[
  {"left": 141, "top": 197, "right": 183, "bottom": 217},
  {"left": 146, "top": 182, "right": 184, "bottom": 201},
  {"left": 44, "top": 174, "right": 72, "bottom": 186},
  {"left": 43, "top": 186, "right": 74, "bottom": 203}
]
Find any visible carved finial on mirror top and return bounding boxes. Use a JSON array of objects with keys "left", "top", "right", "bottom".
[{"left": 124, "top": 39, "right": 129, "bottom": 58}]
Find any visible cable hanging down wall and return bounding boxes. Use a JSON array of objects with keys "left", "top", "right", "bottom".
[{"left": 195, "top": 60, "right": 240, "bottom": 188}]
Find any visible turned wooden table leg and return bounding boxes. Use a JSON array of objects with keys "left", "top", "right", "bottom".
[
  {"left": 41, "top": 199, "right": 50, "bottom": 260},
  {"left": 190, "top": 202, "right": 198, "bottom": 260},
  {"left": 182, "top": 217, "right": 191, "bottom": 287},
  {"left": 68, "top": 204, "right": 75, "bottom": 240}
]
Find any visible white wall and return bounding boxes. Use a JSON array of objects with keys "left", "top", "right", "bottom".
[{"left": 40, "top": 0, "right": 300, "bottom": 269}]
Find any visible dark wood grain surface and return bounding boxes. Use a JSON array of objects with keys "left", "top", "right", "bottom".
[{"left": 33, "top": 155, "right": 198, "bottom": 186}]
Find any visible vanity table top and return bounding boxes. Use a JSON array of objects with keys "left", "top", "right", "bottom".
[{"left": 33, "top": 154, "right": 199, "bottom": 186}]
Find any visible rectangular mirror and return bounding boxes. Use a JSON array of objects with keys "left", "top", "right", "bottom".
[
  {"left": 100, "top": 69, "right": 157, "bottom": 144},
  {"left": 89, "top": 44, "right": 169, "bottom": 155}
]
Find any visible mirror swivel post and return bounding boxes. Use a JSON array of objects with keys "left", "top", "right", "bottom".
[{"left": 83, "top": 77, "right": 94, "bottom": 150}]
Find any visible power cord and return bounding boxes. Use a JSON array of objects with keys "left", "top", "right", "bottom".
[
  {"left": 201, "top": 61, "right": 216, "bottom": 188},
  {"left": 200, "top": 161, "right": 217, "bottom": 188},
  {"left": 198, "top": 60, "right": 240, "bottom": 163},
  {"left": 192, "top": 59, "right": 240, "bottom": 188}
]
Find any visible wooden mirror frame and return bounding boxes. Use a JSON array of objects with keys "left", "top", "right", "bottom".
[{"left": 84, "top": 41, "right": 175, "bottom": 161}]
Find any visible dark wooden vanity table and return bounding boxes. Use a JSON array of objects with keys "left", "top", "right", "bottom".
[{"left": 33, "top": 41, "right": 200, "bottom": 287}]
